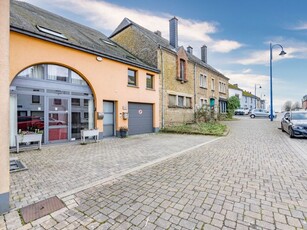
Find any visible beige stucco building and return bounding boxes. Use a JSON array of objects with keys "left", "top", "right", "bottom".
[
  {"left": 0, "top": 0, "right": 10, "bottom": 214},
  {"left": 111, "top": 17, "right": 229, "bottom": 127}
]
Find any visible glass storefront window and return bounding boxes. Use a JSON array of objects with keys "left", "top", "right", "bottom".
[
  {"left": 11, "top": 64, "right": 94, "bottom": 145},
  {"left": 71, "top": 71, "right": 87, "bottom": 85},
  {"left": 18, "top": 65, "right": 44, "bottom": 79},
  {"left": 47, "top": 65, "right": 69, "bottom": 82}
]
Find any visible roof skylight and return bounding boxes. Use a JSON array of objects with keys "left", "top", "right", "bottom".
[
  {"left": 101, "top": 39, "right": 117, "bottom": 47},
  {"left": 36, "top": 25, "right": 67, "bottom": 39}
]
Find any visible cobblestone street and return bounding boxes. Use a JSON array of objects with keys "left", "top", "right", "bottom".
[{"left": 1, "top": 118, "right": 307, "bottom": 229}]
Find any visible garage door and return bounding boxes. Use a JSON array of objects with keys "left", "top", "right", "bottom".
[{"left": 128, "top": 103, "right": 153, "bottom": 135}]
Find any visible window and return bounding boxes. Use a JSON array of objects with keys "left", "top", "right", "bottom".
[
  {"left": 200, "top": 98, "right": 207, "bottom": 107},
  {"left": 36, "top": 25, "right": 67, "bottom": 39},
  {"left": 32, "top": 95, "right": 40, "bottom": 104},
  {"left": 84, "top": 99, "right": 89, "bottom": 106},
  {"left": 168, "top": 94, "right": 192, "bottom": 108},
  {"left": 84, "top": 112, "right": 89, "bottom": 119},
  {"left": 72, "top": 98, "right": 80, "bottom": 106},
  {"left": 235, "top": 94, "right": 240, "bottom": 99},
  {"left": 169, "top": 95, "right": 176, "bottom": 107},
  {"left": 211, "top": 79, "right": 215, "bottom": 90},
  {"left": 180, "top": 59, "right": 185, "bottom": 80},
  {"left": 128, "top": 69, "right": 137, "bottom": 86},
  {"left": 146, "top": 74, "right": 154, "bottom": 89},
  {"left": 47, "top": 65, "right": 69, "bottom": 82},
  {"left": 219, "top": 82, "right": 226, "bottom": 93},
  {"left": 186, "top": 97, "right": 192, "bottom": 108},
  {"left": 178, "top": 96, "right": 184, "bottom": 107},
  {"left": 200, "top": 74, "right": 207, "bottom": 88},
  {"left": 54, "top": 99, "right": 62, "bottom": 105}
]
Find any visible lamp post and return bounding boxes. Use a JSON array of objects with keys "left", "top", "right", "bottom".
[
  {"left": 269, "top": 43, "right": 286, "bottom": 121},
  {"left": 254, "top": 84, "right": 261, "bottom": 109}
]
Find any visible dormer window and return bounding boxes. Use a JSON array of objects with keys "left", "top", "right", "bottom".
[
  {"left": 36, "top": 25, "right": 67, "bottom": 39},
  {"left": 179, "top": 59, "right": 185, "bottom": 81}
]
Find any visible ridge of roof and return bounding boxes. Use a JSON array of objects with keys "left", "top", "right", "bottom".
[
  {"left": 10, "top": 1, "right": 159, "bottom": 73},
  {"left": 111, "top": 18, "right": 228, "bottom": 79}
]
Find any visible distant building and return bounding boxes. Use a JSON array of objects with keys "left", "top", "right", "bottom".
[
  {"left": 228, "top": 84, "right": 262, "bottom": 110},
  {"left": 302, "top": 95, "right": 307, "bottom": 110}
]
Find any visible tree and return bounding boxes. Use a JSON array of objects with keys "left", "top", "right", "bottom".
[
  {"left": 291, "top": 101, "right": 301, "bottom": 111},
  {"left": 227, "top": 96, "right": 240, "bottom": 118},
  {"left": 283, "top": 101, "right": 292, "bottom": 111}
]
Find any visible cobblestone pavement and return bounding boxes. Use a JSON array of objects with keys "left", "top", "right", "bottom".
[
  {"left": 9, "top": 134, "right": 216, "bottom": 210},
  {"left": 2, "top": 119, "right": 307, "bottom": 229}
]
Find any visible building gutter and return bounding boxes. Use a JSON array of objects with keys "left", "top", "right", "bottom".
[
  {"left": 193, "top": 63, "right": 196, "bottom": 121},
  {"left": 159, "top": 45, "right": 165, "bottom": 128},
  {"left": 10, "top": 27, "right": 160, "bottom": 74}
]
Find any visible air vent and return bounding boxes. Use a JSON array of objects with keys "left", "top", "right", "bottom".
[
  {"left": 36, "top": 25, "right": 67, "bottom": 40},
  {"left": 10, "top": 158, "right": 27, "bottom": 173}
]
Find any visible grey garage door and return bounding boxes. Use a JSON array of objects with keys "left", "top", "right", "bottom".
[{"left": 128, "top": 103, "right": 153, "bottom": 135}]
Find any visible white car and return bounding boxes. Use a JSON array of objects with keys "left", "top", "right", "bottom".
[{"left": 250, "top": 109, "right": 276, "bottom": 119}]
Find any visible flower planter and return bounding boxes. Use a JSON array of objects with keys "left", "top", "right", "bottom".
[
  {"left": 15, "top": 133, "right": 43, "bottom": 153},
  {"left": 81, "top": 129, "right": 99, "bottom": 144}
]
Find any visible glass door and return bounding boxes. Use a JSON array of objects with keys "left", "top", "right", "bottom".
[{"left": 48, "top": 97, "right": 69, "bottom": 142}]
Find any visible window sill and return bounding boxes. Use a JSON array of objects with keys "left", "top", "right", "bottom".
[
  {"left": 176, "top": 78, "right": 188, "bottom": 83},
  {"left": 168, "top": 105, "right": 193, "bottom": 109},
  {"left": 146, "top": 88, "right": 155, "bottom": 91},
  {"left": 200, "top": 86, "right": 207, "bottom": 89},
  {"left": 127, "top": 85, "right": 139, "bottom": 88}
]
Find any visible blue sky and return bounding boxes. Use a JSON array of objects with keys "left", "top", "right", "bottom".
[{"left": 25, "top": 0, "right": 307, "bottom": 111}]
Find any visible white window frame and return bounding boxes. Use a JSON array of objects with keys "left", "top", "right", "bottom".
[
  {"left": 211, "top": 79, "right": 215, "bottom": 91},
  {"left": 200, "top": 74, "right": 207, "bottom": 88}
]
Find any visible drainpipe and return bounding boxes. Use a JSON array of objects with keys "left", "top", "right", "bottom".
[
  {"left": 193, "top": 63, "right": 196, "bottom": 121},
  {"left": 159, "top": 45, "right": 165, "bottom": 128}
]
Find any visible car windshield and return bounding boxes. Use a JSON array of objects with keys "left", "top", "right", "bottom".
[{"left": 291, "top": 112, "right": 307, "bottom": 120}]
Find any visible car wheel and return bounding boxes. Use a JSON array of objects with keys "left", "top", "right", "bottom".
[
  {"left": 289, "top": 128, "right": 295, "bottom": 138},
  {"left": 281, "top": 123, "right": 285, "bottom": 132},
  {"left": 250, "top": 114, "right": 255, "bottom": 118}
]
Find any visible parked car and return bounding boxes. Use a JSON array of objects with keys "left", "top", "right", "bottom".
[
  {"left": 234, "top": 108, "right": 244, "bottom": 115},
  {"left": 250, "top": 109, "right": 276, "bottom": 119},
  {"left": 243, "top": 108, "right": 250, "bottom": 115},
  {"left": 281, "top": 111, "right": 307, "bottom": 138},
  {"left": 18, "top": 116, "right": 44, "bottom": 131}
]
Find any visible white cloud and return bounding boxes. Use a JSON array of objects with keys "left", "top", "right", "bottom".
[
  {"left": 25, "top": 0, "right": 242, "bottom": 54},
  {"left": 291, "top": 21, "right": 307, "bottom": 30}
]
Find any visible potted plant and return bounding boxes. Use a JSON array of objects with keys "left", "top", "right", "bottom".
[{"left": 119, "top": 126, "right": 128, "bottom": 138}]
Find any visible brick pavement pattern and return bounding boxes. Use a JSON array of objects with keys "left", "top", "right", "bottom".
[
  {"left": 3, "top": 119, "right": 307, "bottom": 229},
  {"left": 9, "top": 134, "right": 216, "bottom": 210}
]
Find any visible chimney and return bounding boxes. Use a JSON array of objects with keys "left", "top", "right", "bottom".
[
  {"left": 201, "top": 45, "right": 207, "bottom": 63},
  {"left": 169, "top": 17, "right": 178, "bottom": 48},
  {"left": 154, "top": 30, "right": 161, "bottom": 37},
  {"left": 187, "top": 46, "right": 193, "bottom": 54}
]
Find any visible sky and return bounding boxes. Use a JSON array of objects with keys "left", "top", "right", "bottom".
[{"left": 24, "top": 0, "right": 307, "bottom": 111}]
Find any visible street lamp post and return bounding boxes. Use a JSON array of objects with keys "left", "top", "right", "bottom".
[
  {"left": 254, "top": 84, "right": 261, "bottom": 109},
  {"left": 269, "top": 43, "right": 286, "bottom": 121}
]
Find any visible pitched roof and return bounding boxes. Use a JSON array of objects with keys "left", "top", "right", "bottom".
[
  {"left": 10, "top": 1, "right": 159, "bottom": 73},
  {"left": 110, "top": 18, "right": 175, "bottom": 51},
  {"left": 111, "top": 18, "right": 228, "bottom": 80}
]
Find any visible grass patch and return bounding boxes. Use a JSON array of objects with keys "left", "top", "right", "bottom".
[{"left": 161, "top": 122, "right": 227, "bottom": 136}]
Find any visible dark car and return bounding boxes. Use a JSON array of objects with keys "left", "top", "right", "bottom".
[{"left": 281, "top": 111, "right": 307, "bottom": 138}]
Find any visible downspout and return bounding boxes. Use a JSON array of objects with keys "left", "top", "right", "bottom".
[
  {"left": 193, "top": 63, "right": 196, "bottom": 121},
  {"left": 159, "top": 45, "right": 165, "bottom": 128}
]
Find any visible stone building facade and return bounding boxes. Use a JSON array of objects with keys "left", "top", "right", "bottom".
[{"left": 111, "top": 17, "right": 229, "bottom": 127}]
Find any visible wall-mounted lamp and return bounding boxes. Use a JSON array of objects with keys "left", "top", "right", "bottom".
[{"left": 96, "top": 56, "right": 103, "bottom": 62}]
